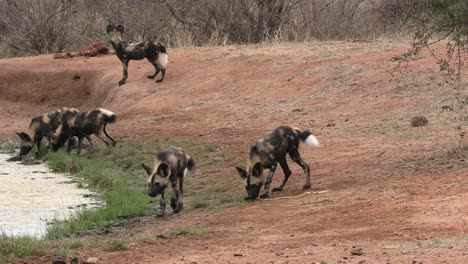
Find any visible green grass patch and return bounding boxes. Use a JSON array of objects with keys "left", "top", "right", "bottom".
[
  {"left": 153, "top": 115, "right": 168, "bottom": 122},
  {"left": 0, "top": 234, "right": 48, "bottom": 263},
  {"left": 43, "top": 139, "right": 239, "bottom": 239},
  {"left": 164, "top": 226, "right": 209, "bottom": 237},
  {"left": 0, "top": 138, "right": 241, "bottom": 262},
  {"left": 104, "top": 239, "right": 128, "bottom": 251},
  {"left": 185, "top": 176, "right": 244, "bottom": 210},
  {"left": 0, "top": 141, "right": 16, "bottom": 154}
]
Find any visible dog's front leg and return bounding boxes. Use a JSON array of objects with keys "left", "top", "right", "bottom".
[
  {"left": 260, "top": 165, "right": 277, "bottom": 199},
  {"left": 170, "top": 178, "right": 178, "bottom": 211},
  {"left": 118, "top": 59, "right": 129, "bottom": 86},
  {"left": 158, "top": 191, "right": 166, "bottom": 217},
  {"left": 173, "top": 176, "right": 184, "bottom": 213}
]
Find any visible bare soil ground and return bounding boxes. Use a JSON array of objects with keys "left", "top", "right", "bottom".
[{"left": 1, "top": 41, "right": 467, "bottom": 263}]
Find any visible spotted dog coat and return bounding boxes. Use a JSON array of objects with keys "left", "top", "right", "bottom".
[
  {"left": 142, "top": 147, "right": 195, "bottom": 217},
  {"left": 52, "top": 108, "right": 116, "bottom": 155},
  {"left": 236, "top": 126, "right": 320, "bottom": 200},
  {"left": 15, "top": 107, "right": 91, "bottom": 157},
  {"left": 106, "top": 24, "right": 168, "bottom": 86}
]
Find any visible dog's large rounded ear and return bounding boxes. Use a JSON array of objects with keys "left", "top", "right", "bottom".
[
  {"left": 16, "top": 132, "right": 30, "bottom": 141},
  {"left": 116, "top": 24, "right": 124, "bottom": 34},
  {"left": 252, "top": 162, "right": 263, "bottom": 177},
  {"left": 236, "top": 166, "right": 248, "bottom": 180},
  {"left": 106, "top": 24, "right": 114, "bottom": 34},
  {"left": 157, "top": 163, "right": 170, "bottom": 177},
  {"left": 141, "top": 163, "right": 152, "bottom": 176}
]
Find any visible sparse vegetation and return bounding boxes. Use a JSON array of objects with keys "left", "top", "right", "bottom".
[
  {"left": 43, "top": 139, "right": 236, "bottom": 239},
  {"left": 0, "top": 0, "right": 447, "bottom": 57},
  {"left": 104, "top": 239, "right": 128, "bottom": 251},
  {"left": 164, "top": 226, "right": 209, "bottom": 237},
  {"left": 0, "top": 141, "right": 16, "bottom": 154},
  {"left": 0, "top": 234, "right": 48, "bottom": 263}
]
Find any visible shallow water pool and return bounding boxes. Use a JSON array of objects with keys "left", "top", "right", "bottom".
[{"left": 0, "top": 153, "right": 99, "bottom": 237}]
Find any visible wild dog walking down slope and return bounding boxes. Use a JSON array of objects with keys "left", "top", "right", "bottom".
[
  {"left": 142, "top": 147, "right": 195, "bottom": 217},
  {"left": 15, "top": 107, "right": 91, "bottom": 157},
  {"left": 106, "top": 24, "right": 168, "bottom": 86},
  {"left": 52, "top": 108, "right": 117, "bottom": 155},
  {"left": 236, "top": 125, "right": 320, "bottom": 200}
]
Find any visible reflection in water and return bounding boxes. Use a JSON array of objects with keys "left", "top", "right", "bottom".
[{"left": 0, "top": 153, "right": 99, "bottom": 237}]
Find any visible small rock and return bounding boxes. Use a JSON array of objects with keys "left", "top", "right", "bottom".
[
  {"left": 350, "top": 248, "right": 363, "bottom": 256},
  {"left": 6, "top": 156, "right": 22, "bottom": 162},
  {"left": 52, "top": 256, "right": 66, "bottom": 264},
  {"left": 82, "top": 257, "right": 98, "bottom": 264},
  {"left": 411, "top": 116, "right": 428, "bottom": 127},
  {"left": 70, "top": 257, "right": 79, "bottom": 264},
  {"left": 233, "top": 253, "right": 243, "bottom": 257}
]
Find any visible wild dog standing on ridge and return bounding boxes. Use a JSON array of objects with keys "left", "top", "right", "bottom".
[
  {"left": 142, "top": 147, "right": 195, "bottom": 217},
  {"left": 52, "top": 108, "right": 117, "bottom": 155},
  {"left": 106, "top": 24, "right": 168, "bottom": 86},
  {"left": 236, "top": 125, "right": 320, "bottom": 200},
  {"left": 15, "top": 107, "right": 92, "bottom": 158}
]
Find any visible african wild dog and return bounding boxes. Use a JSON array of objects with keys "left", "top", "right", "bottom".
[
  {"left": 236, "top": 126, "right": 320, "bottom": 200},
  {"left": 106, "top": 24, "right": 168, "bottom": 86},
  {"left": 15, "top": 107, "right": 92, "bottom": 157},
  {"left": 141, "top": 147, "right": 195, "bottom": 217},
  {"left": 51, "top": 108, "right": 117, "bottom": 155}
]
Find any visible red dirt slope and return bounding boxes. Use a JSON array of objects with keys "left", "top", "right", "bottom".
[{"left": 1, "top": 41, "right": 467, "bottom": 263}]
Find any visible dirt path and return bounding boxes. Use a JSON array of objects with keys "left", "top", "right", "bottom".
[{"left": 1, "top": 41, "right": 467, "bottom": 263}]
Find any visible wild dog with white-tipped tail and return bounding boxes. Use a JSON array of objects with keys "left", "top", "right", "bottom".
[
  {"left": 52, "top": 108, "right": 117, "bottom": 155},
  {"left": 106, "top": 24, "right": 168, "bottom": 86},
  {"left": 142, "top": 147, "right": 195, "bottom": 217},
  {"left": 236, "top": 126, "right": 320, "bottom": 200}
]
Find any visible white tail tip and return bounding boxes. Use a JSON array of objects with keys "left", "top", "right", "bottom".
[
  {"left": 183, "top": 167, "right": 193, "bottom": 177},
  {"left": 158, "top": 53, "right": 168, "bottom": 69},
  {"left": 305, "top": 135, "right": 320, "bottom": 148}
]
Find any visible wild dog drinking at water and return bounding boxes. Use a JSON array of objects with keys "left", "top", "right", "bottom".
[
  {"left": 236, "top": 126, "right": 320, "bottom": 200},
  {"left": 15, "top": 107, "right": 91, "bottom": 158},
  {"left": 106, "top": 24, "right": 168, "bottom": 86},
  {"left": 52, "top": 108, "right": 117, "bottom": 155},
  {"left": 141, "top": 147, "right": 195, "bottom": 217}
]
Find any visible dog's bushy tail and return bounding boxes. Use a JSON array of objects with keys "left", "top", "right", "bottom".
[
  {"left": 156, "top": 42, "right": 167, "bottom": 53},
  {"left": 184, "top": 155, "right": 195, "bottom": 177},
  {"left": 298, "top": 129, "right": 320, "bottom": 148},
  {"left": 99, "top": 108, "right": 117, "bottom": 123}
]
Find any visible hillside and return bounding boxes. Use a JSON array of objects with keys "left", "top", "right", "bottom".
[{"left": 1, "top": 41, "right": 467, "bottom": 263}]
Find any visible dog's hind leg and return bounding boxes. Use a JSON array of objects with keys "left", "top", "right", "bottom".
[
  {"left": 289, "top": 149, "right": 312, "bottom": 189},
  {"left": 118, "top": 59, "right": 129, "bottom": 86},
  {"left": 85, "top": 135, "right": 93, "bottom": 146},
  {"left": 272, "top": 157, "right": 292, "bottom": 192},
  {"left": 147, "top": 61, "right": 160, "bottom": 79},
  {"left": 156, "top": 68, "right": 165, "bottom": 83},
  {"left": 102, "top": 123, "right": 116, "bottom": 146},
  {"left": 95, "top": 133, "right": 111, "bottom": 145}
]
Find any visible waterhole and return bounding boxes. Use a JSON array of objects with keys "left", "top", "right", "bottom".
[{"left": 0, "top": 153, "right": 99, "bottom": 237}]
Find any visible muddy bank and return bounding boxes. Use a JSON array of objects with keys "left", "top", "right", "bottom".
[{"left": 0, "top": 153, "right": 99, "bottom": 237}]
